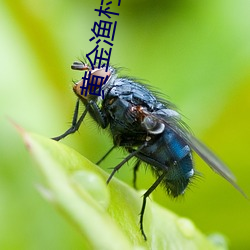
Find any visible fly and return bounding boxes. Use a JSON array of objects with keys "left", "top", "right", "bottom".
[{"left": 52, "top": 61, "right": 247, "bottom": 240}]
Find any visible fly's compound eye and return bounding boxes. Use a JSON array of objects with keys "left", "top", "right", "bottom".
[
  {"left": 142, "top": 116, "right": 165, "bottom": 134},
  {"left": 72, "top": 61, "right": 111, "bottom": 99}
]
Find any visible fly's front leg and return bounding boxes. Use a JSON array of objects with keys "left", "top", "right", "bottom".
[
  {"left": 52, "top": 99, "right": 88, "bottom": 141},
  {"left": 52, "top": 99, "right": 107, "bottom": 141}
]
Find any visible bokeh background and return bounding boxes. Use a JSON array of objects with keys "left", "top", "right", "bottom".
[{"left": 1, "top": 0, "right": 250, "bottom": 249}]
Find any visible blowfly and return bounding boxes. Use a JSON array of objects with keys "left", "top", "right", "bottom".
[{"left": 52, "top": 61, "right": 246, "bottom": 240}]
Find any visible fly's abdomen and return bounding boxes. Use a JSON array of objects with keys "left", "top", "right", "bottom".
[
  {"left": 163, "top": 129, "right": 194, "bottom": 196},
  {"left": 137, "top": 128, "right": 194, "bottom": 197},
  {"left": 164, "top": 153, "right": 193, "bottom": 197}
]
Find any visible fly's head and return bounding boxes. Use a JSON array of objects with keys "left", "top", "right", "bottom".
[{"left": 71, "top": 61, "right": 116, "bottom": 103}]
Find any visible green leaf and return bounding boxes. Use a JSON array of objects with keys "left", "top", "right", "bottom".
[{"left": 19, "top": 128, "right": 226, "bottom": 250}]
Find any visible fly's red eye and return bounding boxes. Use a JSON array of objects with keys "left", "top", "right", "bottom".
[
  {"left": 90, "top": 67, "right": 111, "bottom": 86},
  {"left": 72, "top": 61, "right": 111, "bottom": 100}
]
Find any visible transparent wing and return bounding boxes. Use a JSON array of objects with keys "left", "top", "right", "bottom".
[
  {"left": 149, "top": 110, "right": 247, "bottom": 198},
  {"left": 169, "top": 121, "right": 247, "bottom": 198}
]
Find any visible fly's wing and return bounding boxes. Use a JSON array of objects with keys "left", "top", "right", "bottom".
[
  {"left": 182, "top": 132, "right": 248, "bottom": 197},
  {"left": 151, "top": 109, "right": 247, "bottom": 198}
]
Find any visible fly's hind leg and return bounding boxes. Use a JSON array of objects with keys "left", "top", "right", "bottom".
[
  {"left": 140, "top": 172, "right": 166, "bottom": 240},
  {"left": 133, "top": 160, "right": 141, "bottom": 189}
]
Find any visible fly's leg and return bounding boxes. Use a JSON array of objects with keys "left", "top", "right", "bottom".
[
  {"left": 140, "top": 172, "right": 166, "bottom": 240},
  {"left": 133, "top": 160, "right": 141, "bottom": 189},
  {"left": 88, "top": 100, "right": 107, "bottom": 129},
  {"left": 107, "top": 143, "right": 146, "bottom": 184},
  {"left": 52, "top": 99, "right": 88, "bottom": 141},
  {"left": 52, "top": 99, "right": 107, "bottom": 141},
  {"left": 96, "top": 146, "right": 116, "bottom": 165}
]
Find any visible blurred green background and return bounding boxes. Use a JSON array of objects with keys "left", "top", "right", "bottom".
[{"left": 1, "top": 0, "right": 250, "bottom": 249}]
